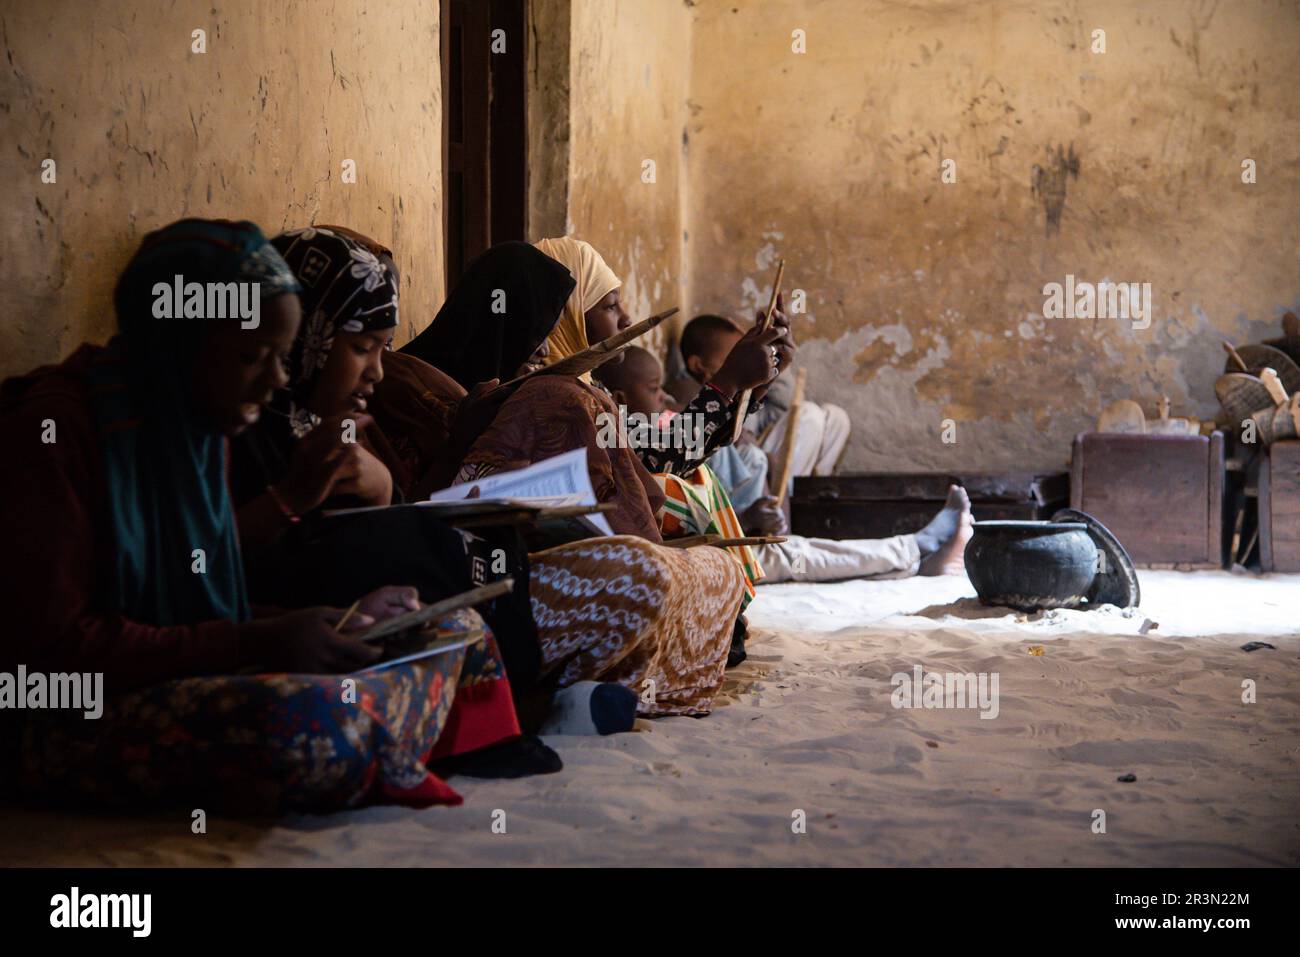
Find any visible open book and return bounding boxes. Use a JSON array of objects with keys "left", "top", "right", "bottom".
[
  {"left": 323, "top": 448, "right": 615, "bottom": 547},
  {"left": 424, "top": 448, "right": 616, "bottom": 537}
]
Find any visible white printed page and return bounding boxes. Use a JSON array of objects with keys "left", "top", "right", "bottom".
[{"left": 426, "top": 448, "right": 615, "bottom": 536}]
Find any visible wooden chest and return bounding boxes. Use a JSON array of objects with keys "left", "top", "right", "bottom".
[
  {"left": 1070, "top": 431, "right": 1224, "bottom": 568},
  {"left": 791, "top": 471, "right": 1069, "bottom": 540},
  {"left": 1260, "top": 439, "right": 1300, "bottom": 572}
]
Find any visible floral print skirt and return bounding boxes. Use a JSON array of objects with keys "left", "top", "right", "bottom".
[
  {"left": 528, "top": 536, "right": 745, "bottom": 717},
  {"left": 18, "top": 610, "right": 519, "bottom": 815}
]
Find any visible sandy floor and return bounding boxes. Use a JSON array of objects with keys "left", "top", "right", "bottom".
[{"left": 2, "top": 569, "right": 1297, "bottom": 866}]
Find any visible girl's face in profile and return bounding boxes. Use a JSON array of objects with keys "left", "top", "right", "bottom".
[
  {"left": 307, "top": 328, "right": 393, "bottom": 417},
  {"left": 584, "top": 287, "right": 631, "bottom": 346},
  {"left": 190, "top": 294, "right": 301, "bottom": 435}
]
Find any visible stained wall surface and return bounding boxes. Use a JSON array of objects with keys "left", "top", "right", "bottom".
[
  {"left": 6, "top": 0, "right": 1296, "bottom": 476},
  {"left": 565, "top": 0, "right": 693, "bottom": 354},
  {"left": 685, "top": 0, "right": 1300, "bottom": 470},
  {"left": 1, "top": 0, "right": 443, "bottom": 378}
]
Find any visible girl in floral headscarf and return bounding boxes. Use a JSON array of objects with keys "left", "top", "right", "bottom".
[
  {"left": 230, "top": 225, "right": 560, "bottom": 780},
  {"left": 230, "top": 225, "right": 401, "bottom": 536}
]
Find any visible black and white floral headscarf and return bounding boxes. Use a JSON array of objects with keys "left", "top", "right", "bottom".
[{"left": 271, "top": 226, "right": 400, "bottom": 436}]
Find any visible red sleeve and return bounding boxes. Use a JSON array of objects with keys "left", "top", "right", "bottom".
[{"left": 0, "top": 392, "right": 241, "bottom": 693}]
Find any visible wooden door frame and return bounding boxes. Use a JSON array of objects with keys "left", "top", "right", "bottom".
[{"left": 441, "top": 0, "right": 530, "bottom": 290}]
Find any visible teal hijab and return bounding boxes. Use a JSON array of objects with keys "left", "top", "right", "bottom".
[{"left": 93, "top": 219, "right": 300, "bottom": 626}]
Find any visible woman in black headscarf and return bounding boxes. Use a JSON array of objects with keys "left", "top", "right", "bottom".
[
  {"left": 384, "top": 241, "right": 746, "bottom": 720},
  {"left": 401, "top": 241, "right": 575, "bottom": 389},
  {"left": 361, "top": 243, "right": 577, "bottom": 496},
  {"left": 335, "top": 242, "right": 574, "bottom": 501}
]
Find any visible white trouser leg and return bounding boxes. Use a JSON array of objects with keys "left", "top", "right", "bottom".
[
  {"left": 813, "top": 404, "right": 850, "bottom": 475},
  {"left": 756, "top": 533, "right": 921, "bottom": 583},
  {"left": 759, "top": 402, "right": 828, "bottom": 496}
]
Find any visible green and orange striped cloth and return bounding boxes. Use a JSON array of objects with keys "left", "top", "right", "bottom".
[{"left": 655, "top": 463, "right": 764, "bottom": 608}]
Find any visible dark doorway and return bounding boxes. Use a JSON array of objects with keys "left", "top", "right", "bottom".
[{"left": 442, "top": 0, "right": 528, "bottom": 289}]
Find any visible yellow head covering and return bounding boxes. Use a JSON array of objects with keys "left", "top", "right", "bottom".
[{"left": 533, "top": 237, "right": 621, "bottom": 373}]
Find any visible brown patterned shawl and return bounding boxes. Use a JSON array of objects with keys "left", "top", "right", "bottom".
[
  {"left": 370, "top": 350, "right": 467, "bottom": 497},
  {"left": 458, "top": 375, "right": 666, "bottom": 542}
]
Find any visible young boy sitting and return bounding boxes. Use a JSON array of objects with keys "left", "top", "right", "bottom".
[
  {"left": 630, "top": 335, "right": 972, "bottom": 581},
  {"left": 675, "top": 314, "right": 850, "bottom": 496}
]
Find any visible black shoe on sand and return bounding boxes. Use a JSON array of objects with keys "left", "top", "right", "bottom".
[
  {"left": 431, "top": 733, "right": 563, "bottom": 779},
  {"left": 727, "top": 616, "right": 748, "bottom": 669}
]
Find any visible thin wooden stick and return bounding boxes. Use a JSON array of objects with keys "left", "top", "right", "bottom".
[
  {"left": 755, "top": 260, "right": 786, "bottom": 336},
  {"left": 354, "top": 578, "right": 516, "bottom": 645},
  {"left": 1237, "top": 526, "right": 1259, "bottom": 566},
  {"left": 772, "top": 367, "right": 808, "bottom": 509},
  {"left": 662, "top": 534, "right": 788, "bottom": 549},
  {"left": 730, "top": 259, "right": 786, "bottom": 443},
  {"left": 1228, "top": 500, "right": 1245, "bottom": 562},
  {"left": 335, "top": 600, "right": 362, "bottom": 633},
  {"left": 1222, "top": 340, "right": 1249, "bottom": 373},
  {"left": 495, "top": 307, "right": 678, "bottom": 391}
]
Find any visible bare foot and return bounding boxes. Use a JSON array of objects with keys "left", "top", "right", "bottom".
[{"left": 918, "top": 485, "right": 973, "bottom": 576}]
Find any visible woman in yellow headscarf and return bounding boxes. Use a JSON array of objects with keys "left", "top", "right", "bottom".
[
  {"left": 533, "top": 236, "right": 792, "bottom": 476},
  {"left": 532, "top": 237, "right": 628, "bottom": 381},
  {"left": 529, "top": 237, "right": 779, "bottom": 617}
]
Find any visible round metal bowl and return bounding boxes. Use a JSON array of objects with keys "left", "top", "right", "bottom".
[{"left": 963, "top": 520, "right": 1099, "bottom": 611}]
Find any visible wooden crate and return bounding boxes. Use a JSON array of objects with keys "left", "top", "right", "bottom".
[
  {"left": 1070, "top": 432, "right": 1224, "bottom": 568},
  {"left": 1260, "top": 439, "right": 1300, "bottom": 572},
  {"left": 791, "top": 471, "right": 1069, "bottom": 540}
]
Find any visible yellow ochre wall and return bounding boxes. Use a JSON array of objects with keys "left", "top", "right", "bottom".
[
  {"left": 1, "top": 0, "right": 444, "bottom": 379},
  {"left": 684, "top": 0, "right": 1300, "bottom": 470},
  {"left": 563, "top": 0, "right": 693, "bottom": 355},
  {"left": 5, "top": 0, "right": 1297, "bottom": 479}
]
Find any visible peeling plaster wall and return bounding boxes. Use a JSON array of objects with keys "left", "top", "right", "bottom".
[
  {"left": 566, "top": 0, "right": 692, "bottom": 354},
  {"left": 0, "top": 0, "right": 443, "bottom": 380},
  {"left": 686, "top": 0, "right": 1300, "bottom": 471}
]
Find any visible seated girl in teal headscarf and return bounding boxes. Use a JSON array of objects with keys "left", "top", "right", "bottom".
[{"left": 0, "top": 218, "right": 521, "bottom": 813}]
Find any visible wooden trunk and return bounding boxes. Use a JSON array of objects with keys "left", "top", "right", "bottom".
[
  {"left": 791, "top": 471, "right": 1069, "bottom": 540},
  {"left": 1259, "top": 439, "right": 1300, "bottom": 572},
  {"left": 1070, "top": 431, "right": 1224, "bottom": 568}
]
